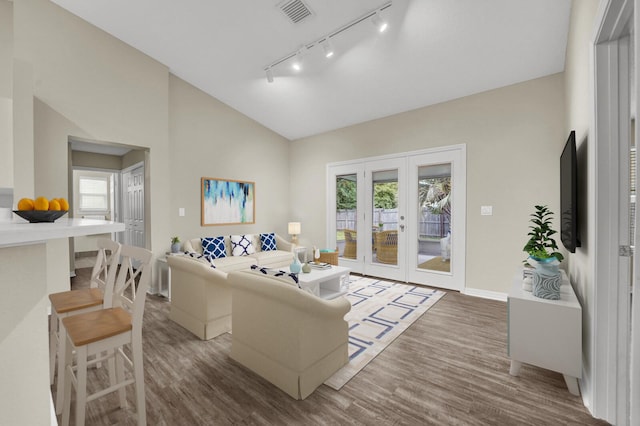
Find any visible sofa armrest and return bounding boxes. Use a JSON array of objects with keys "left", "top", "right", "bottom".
[
  {"left": 275, "top": 234, "right": 295, "bottom": 252},
  {"left": 167, "top": 255, "right": 230, "bottom": 318}
]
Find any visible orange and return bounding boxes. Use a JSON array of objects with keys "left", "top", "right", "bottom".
[
  {"left": 58, "top": 198, "right": 69, "bottom": 211},
  {"left": 17, "top": 198, "right": 35, "bottom": 211},
  {"left": 34, "top": 196, "right": 49, "bottom": 211},
  {"left": 49, "top": 199, "right": 61, "bottom": 211}
]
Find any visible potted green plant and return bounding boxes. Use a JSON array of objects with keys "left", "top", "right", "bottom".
[
  {"left": 171, "top": 236, "right": 181, "bottom": 254},
  {"left": 523, "top": 205, "right": 564, "bottom": 263},
  {"left": 523, "top": 205, "right": 563, "bottom": 300}
]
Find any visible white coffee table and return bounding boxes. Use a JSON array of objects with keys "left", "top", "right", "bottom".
[{"left": 290, "top": 265, "right": 351, "bottom": 300}]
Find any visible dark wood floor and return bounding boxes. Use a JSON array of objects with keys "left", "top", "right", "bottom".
[{"left": 54, "top": 269, "right": 608, "bottom": 425}]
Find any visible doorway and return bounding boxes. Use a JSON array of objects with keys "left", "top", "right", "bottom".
[
  {"left": 591, "top": 1, "right": 638, "bottom": 424},
  {"left": 68, "top": 137, "right": 148, "bottom": 273},
  {"left": 327, "top": 145, "right": 466, "bottom": 291}
]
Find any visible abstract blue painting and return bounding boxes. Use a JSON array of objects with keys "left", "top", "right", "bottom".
[{"left": 201, "top": 177, "right": 255, "bottom": 225}]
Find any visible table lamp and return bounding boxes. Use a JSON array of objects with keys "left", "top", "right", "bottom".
[{"left": 288, "top": 222, "right": 301, "bottom": 244}]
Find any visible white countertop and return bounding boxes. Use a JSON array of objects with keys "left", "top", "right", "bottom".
[{"left": 0, "top": 218, "right": 125, "bottom": 247}]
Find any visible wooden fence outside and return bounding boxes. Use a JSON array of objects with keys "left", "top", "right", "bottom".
[{"left": 336, "top": 208, "right": 450, "bottom": 238}]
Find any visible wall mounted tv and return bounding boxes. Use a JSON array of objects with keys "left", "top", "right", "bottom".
[{"left": 560, "top": 130, "right": 581, "bottom": 252}]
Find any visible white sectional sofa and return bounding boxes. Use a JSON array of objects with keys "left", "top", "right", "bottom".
[
  {"left": 182, "top": 234, "right": 295, "bottom": 271},
  {"left": 168, "top": 233, "right": 295, "bottom": 340},
  {"left": 228, "top": 269, "right": 350, "bottom": 399}
]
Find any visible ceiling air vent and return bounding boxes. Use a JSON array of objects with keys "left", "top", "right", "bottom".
[{"left": 279, "top": 0, "right": 313, "bottom": 24}]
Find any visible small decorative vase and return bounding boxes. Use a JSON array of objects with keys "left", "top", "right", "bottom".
[
  {"left": 529, "top": 257, "right": 561, "bottom": 300},
  {"left": 290, "top": 256, "right": 302, "bottom": 274},
  {"left": 171, "top": 242, "right": 181, "bottom": 253},
  {"left": 302, "top": 263, "right": 311, "bottom": 273}
]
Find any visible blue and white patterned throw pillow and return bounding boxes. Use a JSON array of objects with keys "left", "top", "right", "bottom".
[
  {"left": 230, "top": 235, "right": 256, "bottom": 256},
  {"left": 201, "top": 237, "right": 226, "bottom": 259},
  {"left": 250, "top": 264, "right": 299, "bottom": 287},
  {"left": 184, "top": 251, "right": 216, "bottom": 269},
  {"left": 260, "top": 233, "right": 277, "bottom": 251}
]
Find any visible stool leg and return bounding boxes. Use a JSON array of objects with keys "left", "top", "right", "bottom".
[
  {"left": 55, "top": 320, "right": 68, "bottom": 415},
  {"left": 61, "top": 338, "right": 73, "bottom": 426},
  {"left": 75, "top": 345, "right": 88, "bottom": 426},
  {"left": 49, "top": 311, "right": 58, "bottom": 385},
  {"left": 132, "top": 336, "right": 146, "bottom": 426},
  {"left": 115, "top": 347, "right": 127, "bottom": 408}
]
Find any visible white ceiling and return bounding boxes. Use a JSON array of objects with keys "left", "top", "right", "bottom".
[{"left": 50, "top": 0, "right": 572, "bottom": 141}]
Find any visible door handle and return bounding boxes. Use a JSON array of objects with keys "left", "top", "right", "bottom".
[{"left": 400, "top": 224, "right": 405, "bottom": 231}]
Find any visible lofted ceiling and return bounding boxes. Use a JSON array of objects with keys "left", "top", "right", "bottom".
[{"left": 50, "top": 0, "right": 572, "bottom": 141}]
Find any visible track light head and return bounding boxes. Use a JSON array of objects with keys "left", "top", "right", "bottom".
[
  {"left": 321, "top": 38, "right": 334, "bottom": 58},
  {"left": 266, "top": 68, "right": 274, "bottom": 83},
  {"left": 292, "top": 49, "right": 304, "bottom": 72},
  {"left": 371, "top": 11, "right": 388, "bottom": 33}
]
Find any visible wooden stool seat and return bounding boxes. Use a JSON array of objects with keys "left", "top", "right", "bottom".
[
  {"left": 50, "top": 288, "right": 103, "bottom": 314},
  {"left": 63, "top": 308, "right": 132, "bottom": 347}
]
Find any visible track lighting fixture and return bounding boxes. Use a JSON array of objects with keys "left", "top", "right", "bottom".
[
  {"left": 321, "top": 38, "right": 334, "bottom": 58},
  {"left": 263, "top": 1, "right": 391, "bottom": 83},
  {"left": 371, "top": 11, "right": 388, "bottom": 33},
  {"left": 292, "top": 49, "right": 304, "bottom": 72}
]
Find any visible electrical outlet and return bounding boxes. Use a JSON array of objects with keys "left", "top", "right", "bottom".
[{"left": 480, "top": 205, "right": 493, "bottom": 216}]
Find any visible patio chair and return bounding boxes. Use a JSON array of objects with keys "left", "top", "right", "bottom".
[
  {"left": 376, "top": 230, "right": 398, "bottom": 264},
  {"left": 343, "top": 229, "right": 357, "bottom": 259}
]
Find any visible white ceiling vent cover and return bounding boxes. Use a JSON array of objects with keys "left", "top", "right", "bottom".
[{"left": 279, "top": 0, "right": 313, "bottom": 24}]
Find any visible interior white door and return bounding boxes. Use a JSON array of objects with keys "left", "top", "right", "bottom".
[{"left": 121, "top": 164, "right": 145, "bottom": 249}]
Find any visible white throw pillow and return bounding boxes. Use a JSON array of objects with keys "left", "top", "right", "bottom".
[{"left": 230, "top": 234, "right": 256, "bottom": 256}]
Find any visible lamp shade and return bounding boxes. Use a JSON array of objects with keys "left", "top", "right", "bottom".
[{"left": 288, "top": 222, "right": 301, "bottom": 235}]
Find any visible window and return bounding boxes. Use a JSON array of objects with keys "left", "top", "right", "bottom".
[{"left": 78, "top": 176, "right": 109, "bottom": 211}]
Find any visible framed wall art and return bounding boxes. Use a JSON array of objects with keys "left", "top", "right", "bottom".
[{"left": 201, "top": 177, "right": 255, "bottom": 226}]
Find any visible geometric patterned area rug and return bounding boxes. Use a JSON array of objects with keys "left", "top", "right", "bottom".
[{"left": 324, "top": 276, "right": 445, "bottom": 390}]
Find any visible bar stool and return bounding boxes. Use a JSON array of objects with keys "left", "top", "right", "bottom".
[
  {"left": 49, "top": 238, "right": 121, "bottom": 414},
  {"left": 61, "top": 244, "right": 152, "bottom": 426}
]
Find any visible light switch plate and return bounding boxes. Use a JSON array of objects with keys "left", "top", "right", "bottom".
[
  {"left": 179, "top": 207, "right": 185, "bottom": 217},
  {"left": 481, "top": 205, "right": 493, "bottom": 216}
]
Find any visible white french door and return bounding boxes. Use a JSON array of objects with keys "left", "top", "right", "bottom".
[
  {"left": 407, "top": 149, "right": 465, "bottom": 290},
  {"left": 364, "top": 158, "right": 407, "bottom": 282},
  {"left": 327, "top": 145, "right": 466, "bottom": 290}
]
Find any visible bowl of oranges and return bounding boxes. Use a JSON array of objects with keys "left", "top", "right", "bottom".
[{"left": 13, "top": 197, "right": 70, "bottom": 223}]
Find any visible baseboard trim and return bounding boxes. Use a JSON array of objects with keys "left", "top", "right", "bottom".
[{"left": 463, "top": 287, "right": 508, "bottom": 302}]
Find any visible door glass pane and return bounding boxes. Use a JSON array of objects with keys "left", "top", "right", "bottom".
[
  {"left": 418, "top": 164, "right": 452, "bottom": 272},
  {"left": 372, "top": 169, "right": 398, "bottom": 265},
  {"left": 336, "top": 174, "right": 357, "bottom": 259}
]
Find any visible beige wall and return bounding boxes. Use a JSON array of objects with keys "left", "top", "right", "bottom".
[
  {"left": 15, "top": 0, "right": 171, "bottom": 263},
  {"left": 563, "top": 0, "right": 599, "bottom": 411},
  {"left": 291, "top": 73, "right": 566, "bottom": 294},
  {"left": 168, "top": 75, "right": 291, "bottom": 245},
  {"left": 71, "top": 150, "right": 122, "bottom": 171},
  {"left": 0, "top": 0, "right": 11, "bottom": 99},
  {"left": 0, "top": 1, "right": 12, "bottom": 188}
]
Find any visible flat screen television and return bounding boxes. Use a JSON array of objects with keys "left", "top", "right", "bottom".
[{"left": 560, "top": 130, "right": 581, "bottom": 252}]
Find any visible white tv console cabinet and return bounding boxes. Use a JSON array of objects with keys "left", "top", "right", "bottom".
[{"left": 507, "top": 270, "right": 582, "bottom": 395}]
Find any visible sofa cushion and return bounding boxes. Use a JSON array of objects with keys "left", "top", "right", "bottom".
[
  {"left": 231, "top": 234, "right": 256, "bottom": 256},
  {"left": 260, "top": 233, "right": 277, "bottom": 251},
  {"left": 250, "top": 265, "right": 299, "bottom": 287},
  {"left": 251, "top": 250, "right": 294, "bottom": 267},
  {"left": 202, "top": 237, "right": 226, "bottom": 259},
  {"left": 209, "top": 255, "right": 255, "bottom": 272}
]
